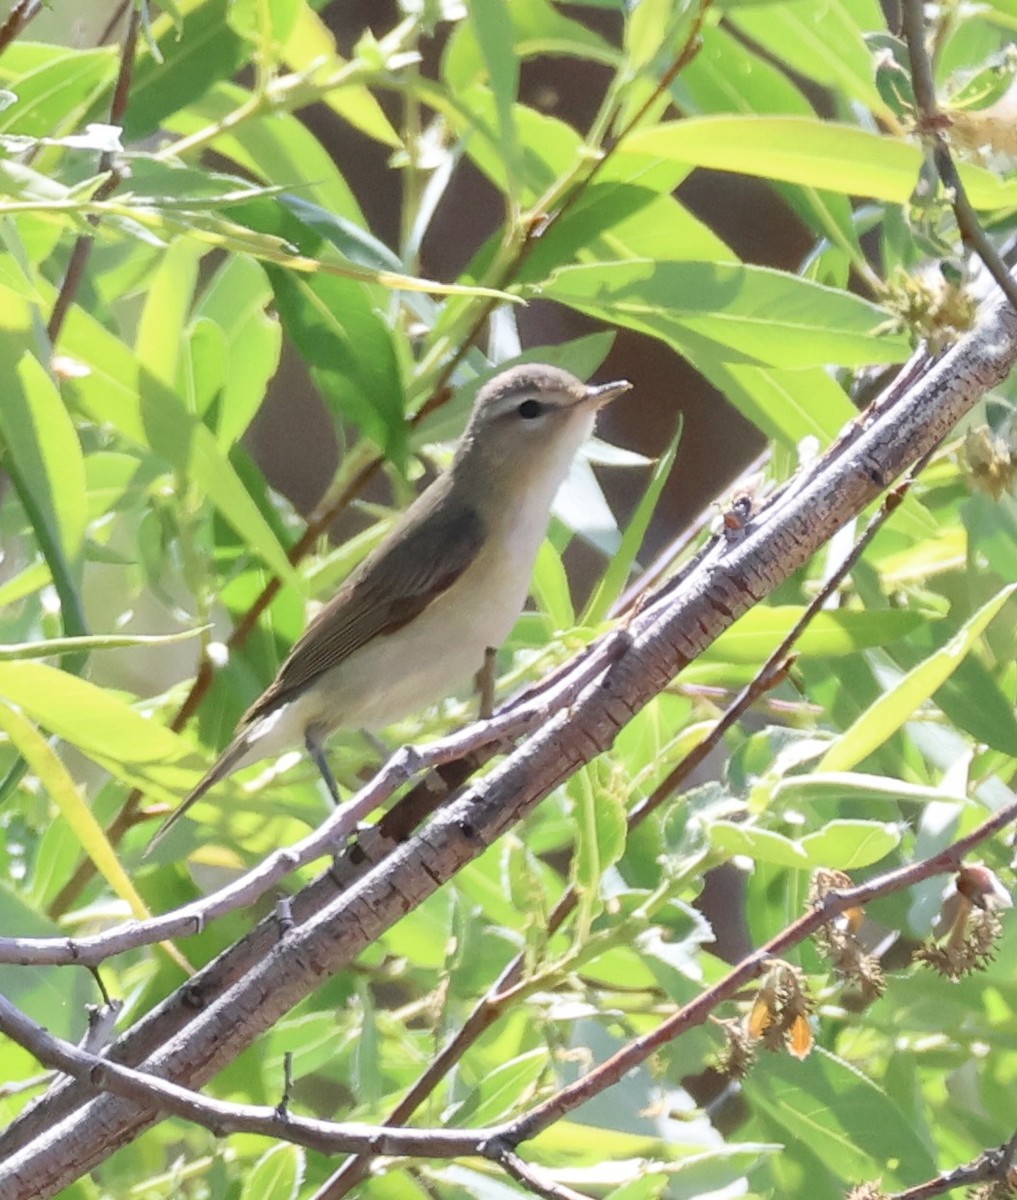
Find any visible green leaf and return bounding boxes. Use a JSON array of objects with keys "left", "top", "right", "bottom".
[
  {"left": 136, "top": 238, "right": 203, "bottom": 387},
  {"left": 571, "top": 763, "right": 628, "bottom": 903},
  {"left": 469, "top": 0, "right": 522, "bottom": 203},
  {"left": 798, "top": 819, "right": 900, "bottom": 869},
  {"left": 515, "top": 176, "right": 729, "bottom": 284},
  {"left": 583, "top": 414, "right": 682, "bottom": 623},
  {"left": 193, "top": 256, "right": 281, "bottom": 447},
  {"left": 819, "top": 584, "right": 1017, "bottom": 772},
  {"left": 538, "top": 260, "right": 909, "bottom": 369},
  {"left": 126, "top": 0, "right": 251, "bottom": 139},
  {"left": 922, "top": 640, "right": 1017, "bottom": 756},
  {"left": 699, "top": 359, "right": 858, "bottom": 446},
  {"left": 239, "top": 1144, "right": 304, "bottom": 1200},
  {"left": 746, "top": 1049, "right": 937, "bottom": 1188},
  {"left": 280, "top": 6, "right": 400, "bottom": 147},
  {"left": 696, "top": 607, "right": 925, "bottom": 666},
  {"left": 267, "top": 266, "right": 406, "bottom": 459},
  {"left": 162, "top": 80, "right": 365, "bottom": 222},
  {"left": 445, "top": 82, "right": 581, "bottom": 199},
  {"left": 620, "top": 115, "right": 1017, "bottom": 211},
  {"left": 229, "top": 0, "right": 301, "bottom": 50},
  {"left": 729, "top": 2, "right": 888, "bottom": 116},
  {"left": 453, "top": 1048, "right": 548, "bottom": 1125},
  {"left": 531, "top": 539, "right": 575, "bottom": 631},
  {"left": 0, "top": 700, "right": 153, "bottom": 923},
  {"left": 626, "top": 0, "right": 678, "bottom": 71},
  {"left": 0, "top": 318, "right": 88, "bottom": 654},
  {"left": 141, "top": 378, "right": 302, "bottom": 588},
  {"left": 774, "top": 771, "right": 975, "bottom": 809},
  {"left": 709, "top": 822, "right": 810, "bottom": 868},
  {"left": 0, "top": 46, "right": 115, "bottom": 138},
  {"left": 680, "top": 18, "right": 813, "bottom": 117},
  {"left": 0, "top": 629, "right": 206, "bottom": 661},
  {"left": 0, "top": 661, "right": 195, "bottom": 799}
]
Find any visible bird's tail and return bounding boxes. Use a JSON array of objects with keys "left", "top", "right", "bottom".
[{"left": 144, "top": 733, "right": 254, "bottom": 857}]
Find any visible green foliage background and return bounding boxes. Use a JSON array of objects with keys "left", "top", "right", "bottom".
[{"left": 1, "top": 0, "right": 1017, "bottom": 1197}]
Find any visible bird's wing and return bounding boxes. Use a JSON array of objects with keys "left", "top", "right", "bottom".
[{"left": 244, "top": 478, "right": 486, "bottom": 723}]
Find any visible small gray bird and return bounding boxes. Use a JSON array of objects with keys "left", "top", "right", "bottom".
[{"left": 149, "top": 363, "right": 631, "bottom": 848}]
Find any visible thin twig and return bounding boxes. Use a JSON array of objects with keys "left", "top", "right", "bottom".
[
  {"left": 97, "top": 0, "right": 132, "bottom": 47},
  {"left": 0, "top": 992, "right": 478, "bottom": 1158},
  {"left": 0, "top": 0, "right": 41, "bottom": 57},
  {"left": 493, "top": 1146, "right": 594, "bottom": 1200},
  {"left": 901, "top": 0, "right": 1017, "bottom": 312},
  {"left": 46, "top": 5, "right": 140, "bottom": 346},
  {"left": 884, "top": 1124, "right": 1017, "bottom": 1199}
]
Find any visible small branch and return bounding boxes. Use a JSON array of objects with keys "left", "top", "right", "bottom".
[
  {"left": 901, "top": 0, "right": 1017, "bottom": 312},
  {"left": 885, "top": 1125, "right": 1017, "bottom": 1199},
  {"left": 97, "top": 0, "right": 131, "bottom": 46},
  {"left": 0, "top": 992, "right": 483, "bottom": 1159},
  {"left": 492, "top": 1145, "right": 593, "bottom": 1200},
  {"left": 0, "top": 992, "right": 600, "bottom": 1196},
  {"left": 47, "top": 6, "right": 140, "bottom": 346},
  {"left": 0, "top": 0, "right": 41, "bottom": 57}
]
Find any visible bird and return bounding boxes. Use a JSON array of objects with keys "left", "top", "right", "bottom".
[{"left": 148, "top": 363, "right": 632, "bottom": 850}]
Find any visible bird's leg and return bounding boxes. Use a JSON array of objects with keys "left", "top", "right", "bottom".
[
  {"left": 475, "top": 646, "right": 497, "bottom": 720},
  {"left": 305, "top": 728, "right": 341, "bottom": 806}
]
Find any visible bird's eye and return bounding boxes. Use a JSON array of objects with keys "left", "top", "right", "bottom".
[{"left": 517, "top": 398, "right": 544, "bottom": 420}]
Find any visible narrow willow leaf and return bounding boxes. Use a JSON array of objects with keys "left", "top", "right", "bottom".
[
  {"left": 470, "top": 0, "right": 521, "bottom": 204},
  {"left": 0, "top": 46, "right": 116, "bottom": 139},
  {"left": 0, "top": 320, "right": 88, "bottom": 656},
  {"left": 126, "top": 0, "right": 250, "bottom": 139},
  {"left": 0, "top": 700, "right": 152, "bottom": 923},
  {"left": 539, "top": 260, "right": 908, "bottom": 369},
  {"left": 531, "top": 539, "right": 575, "bottom": 632},
  {"left": 0, "top": 661, "right": 195, "bottom": 798},
  {"left": 162, "top": 79, "right": 365, "bottom": 221},
  {"left": 239, "top": 1144, "right": 304, "bottom": 1200},
  {"left": 621, "top": 116, "right": 1017, "bottom": 211},
  {"left": 583, "top": 414, "right": 682, "bottom": 624},
  {"left": 699, "top": 607, "right": 925, "bottom": 663},
  {"left": 674, "top": 343, "right": 855, "bottom": 447},
  {"left": 819, "top": 584, "right": 1017, "bottom": 773},
  {"left": 136, "top": 238, "right": 202, "bottom": 386}
]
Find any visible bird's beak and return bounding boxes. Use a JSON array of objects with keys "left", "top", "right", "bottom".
[{"left": 582, "top": 379, "right": 633, "bottom": 410}]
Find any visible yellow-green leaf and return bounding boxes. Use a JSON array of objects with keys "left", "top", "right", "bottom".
[
  {"left": 819, "top": 584, "right": 1017, "bottom": 773},
  {"left": 0, "top": 699, "right": 151, "bottom": 921}
]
